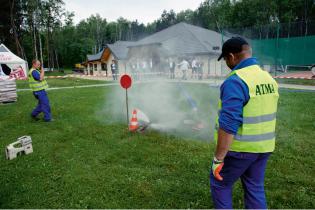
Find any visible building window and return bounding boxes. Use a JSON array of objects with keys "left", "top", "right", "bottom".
[
  {"left": 101, "top": 63, "right": 107, "bottom": 71},
  {"left": 89, "top": 64, "right": 93, "bottom": 70},
  {"left": 94, "top": 64, "right": 97, "bottom": 71}
]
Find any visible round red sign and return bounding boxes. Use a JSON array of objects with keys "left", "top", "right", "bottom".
[{"left": 120, "top": 74, "right": 132, "bottom": 89}]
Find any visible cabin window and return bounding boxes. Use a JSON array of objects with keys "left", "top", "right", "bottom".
[{"left": 94, "top": 64, "right": 97, "bottom": 71}]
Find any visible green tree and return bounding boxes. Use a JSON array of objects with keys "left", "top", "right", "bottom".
[{"left": 156, "top": 10, "right": 177, "bottom": 31}]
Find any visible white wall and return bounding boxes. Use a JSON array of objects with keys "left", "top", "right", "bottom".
[
  {"left": 172, "top": 55, "right": 228, "bottom": 78},
  {"left": 208, "top": 56, "right": 230, "bottom": 77}
]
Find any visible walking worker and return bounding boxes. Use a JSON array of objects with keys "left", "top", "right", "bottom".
[
  {"left": 210, "top": 37, "right": 279, "bottom": 209},
  {"left": 177, "top": 58, "right": 189, "bottom": 80},
  {"left": 29, "top": 59, "right": 52, "bottom": 122}
]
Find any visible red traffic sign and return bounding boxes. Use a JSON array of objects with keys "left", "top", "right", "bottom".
[{"left": 120, "top": 74, "right": 132, "bottom": 89}]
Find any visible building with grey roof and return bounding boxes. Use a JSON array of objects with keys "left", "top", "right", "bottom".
[
  {"left": 127, "top": 22, "right": 229, "bottom": 77},
  {"left": 85, "top": 22, "right": 229, "bottom": 77}
]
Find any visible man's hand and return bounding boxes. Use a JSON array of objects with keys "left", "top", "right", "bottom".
[{"left": 212, "top": 157, "right": 224, "bottom": 181}]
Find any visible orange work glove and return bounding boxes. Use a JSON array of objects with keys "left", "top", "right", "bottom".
[{"left": 212, "top": 157, "right": 224, "bottom": 181}]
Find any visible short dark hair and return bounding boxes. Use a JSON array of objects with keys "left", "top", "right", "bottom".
[{"left": 32, "top": 59, "right": 39, "bottom": 65}]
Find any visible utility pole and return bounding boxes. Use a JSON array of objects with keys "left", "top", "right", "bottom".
[{"left": 271, "top": 16, "right": 280, "bottom": 77}]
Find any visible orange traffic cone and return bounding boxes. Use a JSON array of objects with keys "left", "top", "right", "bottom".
[{"left": 129, "top": 109, "right": 139, "bottom": 132}]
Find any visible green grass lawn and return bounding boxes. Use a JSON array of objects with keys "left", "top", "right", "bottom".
[
  {"left": 16, "top": 78, "right": 110, "bottom": 89},
  {"left": 0, "top": 81, "right": 314, "bottom": 208},
  {"left": 276, "top": 78, "right": 315, "bottom": 86},
  {"left": 44, "top": 68, "right": 74, "bottom": 76}
]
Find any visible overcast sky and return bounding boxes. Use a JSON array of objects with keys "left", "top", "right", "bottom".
[{"left": 64, "top": 0, "right": 203, "bottom": 24}]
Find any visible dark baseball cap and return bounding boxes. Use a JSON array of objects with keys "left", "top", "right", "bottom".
[{"left": 217, "top": 37, "right": 249, "bottom": 61}]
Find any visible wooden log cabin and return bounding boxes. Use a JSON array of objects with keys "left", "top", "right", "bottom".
[{"left": 85, "top": 41, "right": 135, "bottom": 77}]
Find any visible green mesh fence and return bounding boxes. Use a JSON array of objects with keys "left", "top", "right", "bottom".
[
  {"left": 251, "top": 36, "right": 315, "bottom": 66},
  {"left": 222, "top": 21, "right": 315, "bottom": 76}
]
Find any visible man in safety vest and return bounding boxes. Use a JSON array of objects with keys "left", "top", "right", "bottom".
[
  {"left": 210, "top": 37, "right": 279, "bottom": 209},
  {"left": 29, "top": 59, "right": 52, "bottom": 122}
]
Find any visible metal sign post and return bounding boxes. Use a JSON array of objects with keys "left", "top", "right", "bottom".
[
  {"left": 125, "top": 89, "right": 129, "bottom": 125},
  {"left": 120, "top": 74, "right": 132, "bottom": 127}
]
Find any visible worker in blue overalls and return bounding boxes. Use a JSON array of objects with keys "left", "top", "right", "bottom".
[
  {"left": 29, "top": 59, "right": 52, "bottom": 122},
  {"left": 210, "top": 37, "right": 279, "bottom": 209}
]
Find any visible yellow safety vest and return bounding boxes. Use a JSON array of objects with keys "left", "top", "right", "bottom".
[
  {"left": 214, "top": 65, "right": 279, "bottom": 153},
  {"left": 28, "top": 68, "right": 48, "bottom": 91}
]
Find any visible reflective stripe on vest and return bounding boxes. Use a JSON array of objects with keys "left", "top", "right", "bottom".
[
  {"left": 28, "top": 68, "right": 48, "bottom": 91},
  {"left": 214, "top": 123, "right": 275, "bottom": 142},
  {"left": 234, "top": 132, "right": 275, "bottom": 142},
  {"left": 214, "top": 65, "right": 279, "bottom": 153},
  {"left": 243, "top": 112, "right": 276, "bottom": 124}
]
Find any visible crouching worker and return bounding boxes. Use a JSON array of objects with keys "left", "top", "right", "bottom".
[{"left": 29, "top": 59, "right": 52, "bottom": 122}]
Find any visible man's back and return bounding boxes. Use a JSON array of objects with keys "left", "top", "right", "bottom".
[{"left": 211, "top": 37, "right": 279, "bottom": 209}]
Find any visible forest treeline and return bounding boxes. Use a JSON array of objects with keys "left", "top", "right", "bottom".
[{"left": 1, "top": 0, "right": 314, "bottom": 68}]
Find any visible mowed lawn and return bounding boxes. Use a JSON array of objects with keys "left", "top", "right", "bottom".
[
  {"left": 0, "top": 79, "right": 314, "bottom": 208},
  {"left": 16, "top": 77, "right": 110, "bottom": 89}
]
